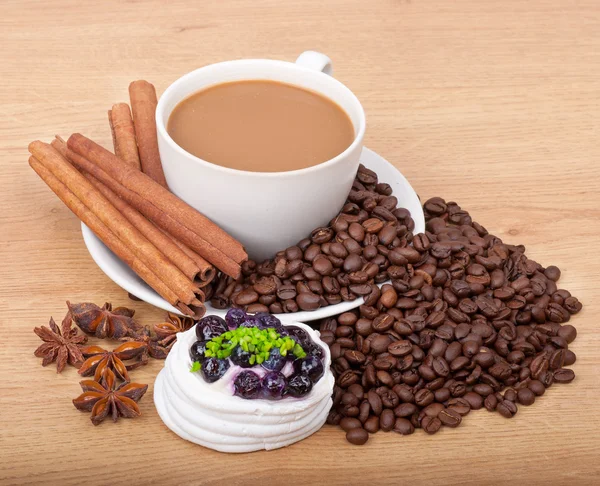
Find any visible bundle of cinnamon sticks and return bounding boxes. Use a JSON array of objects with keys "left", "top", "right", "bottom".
[{"left": 29, "top": 80, "right": 247, "bottom": 318}]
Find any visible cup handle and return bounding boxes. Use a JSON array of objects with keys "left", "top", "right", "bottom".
[{"left": 295, "top": 51, "right": 333, "bottom": 76}]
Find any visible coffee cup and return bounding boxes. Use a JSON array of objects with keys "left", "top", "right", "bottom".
[{"left": 156, "top": 51, "right": 366, "bottom": 261}]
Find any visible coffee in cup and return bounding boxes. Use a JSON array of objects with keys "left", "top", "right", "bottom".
[{"left": 166, "top": 80, "right": 354, "bottom": 173}]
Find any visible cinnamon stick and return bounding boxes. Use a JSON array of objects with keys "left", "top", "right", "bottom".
[
  {"left": 165, "top": 233, "right": 216, "bottom": 285},
  {"left": 29, "top": 156, "right": 204, "bottom": 318},
  {"left": 128, "top": 80, "right": 168, "bottom": 187},
  {"left": 52, "top": 136, "right": 215, "bottom": 285},
  {"left": 28, "top": 141, "right": 206, "bottom": 317},
  {"left": 108, "top": 103, "right": 141, "bottom": 170},
  {"left": 66, "top": 133, "right": 247, "bottom": 278}
]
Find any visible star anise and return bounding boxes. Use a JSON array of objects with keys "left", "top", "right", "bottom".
[
  {"left": 34, "top": 311, "right": 88, "bottom": 373},
  {"left": 73, "top": 368, "right": 148, "bottom": 425},
  {"left": 68, "top": 301, "right": 142, "bottom": 339},
  {"left": 150, "top": 312, "right": 196, "bottom": 358},
  {"left": 78, "top": 341, "right": 148, "bottom": 382}
]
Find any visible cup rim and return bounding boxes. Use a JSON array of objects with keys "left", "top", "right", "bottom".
[{"left": 155, "top": 58, "right": 366, "bottom": 178}]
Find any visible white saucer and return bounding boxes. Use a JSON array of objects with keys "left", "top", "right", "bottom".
[{"left": 81, "top": 147, "right": 425, "bottom": 321}]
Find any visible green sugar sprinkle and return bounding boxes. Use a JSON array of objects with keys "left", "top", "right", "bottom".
[
  {"left": 190, "top": 361, "right": 201, "bottom": 372},
  {"left": 202, "top": 326, "right": 306, "bottom": 364}
]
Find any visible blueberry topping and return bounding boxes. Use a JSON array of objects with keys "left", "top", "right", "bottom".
[
  {"left": 286, "top": 326, "right": 310, "bottom": 345},
  {"left": 255, "top": 313, "right": 281, "bottom": 329},
  {"left": 230, "top": 345, "right": 253, "bottom": 368},
  {"left": 293, "top": 355, "right": 324, "bottom": 382},
  {"left": 307, "top": 343, "right": 325, "bottom": 360},
  {"left": 234, "top": 370, "right": 261, "bottom": 399},
  {"left": 262, "top": 371, "right": 286, "bottom": 399},
  {"left": 239, "top": 316, "right": 261, "bottom": 328},
  {"left": 225, "top": 308, "right": 247, "bottom": 330},
  {"left": 201, "top": 357, "right": 230, "bottom": 383},
  {"left": 286, "top": 373, "right": 313, "bottom": 398},
  {"left": 261, "top": 347, "right": 286, "bottom": 372},
  {"left": 196, "top": 315, "right": 227, "bottom": 341},
  {"left": 189, "top": 340, "right": 208, "bottom": 362}
]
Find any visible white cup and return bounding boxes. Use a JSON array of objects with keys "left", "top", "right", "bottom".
[{"left": 156, "top": 51, "right": 366, "bottom": 261}]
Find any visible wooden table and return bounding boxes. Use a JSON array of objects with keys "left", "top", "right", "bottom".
[{"left": 2, "top": 0, "right": 599, "bottom": 484}]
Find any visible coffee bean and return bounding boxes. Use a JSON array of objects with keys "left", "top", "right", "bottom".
[
  {"left": 553, "top": 368, "right": 575, "bottom": 383},
  {"left": 363, "top": 416, "right": 380, "bottom": 434},
  {"left": 341, "top": 392, "right": 360, "bottom": 407},
  {"left": 564, "top": 350, "right": 577, "bottom": 366},
  {"left": 421, "top": 415, "right": 442, "bottom": 434},
  {"left": 497, "top": 400, "right": 518, "bottom": 418},
  {"left": 393, "top": 417, "right": 415, "bottom": 435},
  {"left": 484, "top": 394, "right": 498, "bottom": 411},
  {"left": 367, "top": 390, "right": 383, "bottom": 416},
  {"left": 544, "top": 265, "right": 561, "bottom": 282},
  {"left": 414, "top": 389, "right": 434, "bottom": 407},
  {"left": 422, "top": 403, "right": 445, "bottom": 418},
  {"left": 371, "top": 334, "right": 391, "bottom": 354},
  {"left": 438, "top": 408, "right": 462, "bottom": 427},
  {"left": 339, "top": 417, "right": 363, "bottom": 432},
  {"left": 526, "top": 380, "right": 545, "bottom": 397},
  {"left": 557, "top": 324, "right": 577, "bottom": 343},
  {"left": 380, "top": 409, "right": 396, "bottom": 432},
  {"left": 517, "top": 388, "right": 535, "bottom": 406},
  {"left": 447, "top": 398, "right": 471, "bottom": 416},
  {"left": 473, "top": 384, "right": 494, "bottom": 396},
  {"left": 346, "top": 427, "right": 369, "bottom": 445},
  {"left": 345, "top": 349, "right": 366, "bottom": 366},
  {"left": 463, "top": 391, "right": 484, "bottom": 410}
]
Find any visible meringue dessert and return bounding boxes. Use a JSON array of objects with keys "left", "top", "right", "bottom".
[{"left": 154, "top": 310, "right": 334, "bottom": 453}]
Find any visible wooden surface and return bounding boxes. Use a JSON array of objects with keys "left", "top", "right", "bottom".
[{"left": 1, "top": 0, "right": 599, "bottom": 484}]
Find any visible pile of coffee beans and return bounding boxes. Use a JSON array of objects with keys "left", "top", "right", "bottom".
[
  {"left": 205, "top": 164, "right": 415, "bottom": 314},
  {"left": 320, "top": 196, "right": 582, "bottom": 445}
]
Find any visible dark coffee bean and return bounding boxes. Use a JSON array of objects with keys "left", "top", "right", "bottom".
[
  {"left": 527, "top": 380, "right": 546, "bottom": 396},
  {"left": 380, "top": 409, "right": 396, "bottom": 431},
  {"left": 497, "top": 400, "right": 518, "bottom": 418},
  {"left": 367, "top": 390, "right": 383, "bottom": 416},
  {"left": 358, "top": 400, "right": 371, "bottom": 423},
  {"left": 371, "top": 334, "right": 391, "bottom": 354},
  {"left": 414, "top": 389, "right": 434, "bottom": 407},
  {"left": 393, "top": 417, "right": 415, "bottom": 435},
  {"left": 340, "top": 417, "right": 363, "bottom": 432},
  {"left": 544, "top": 265, "right": 561, "bottom": 281},
  {"left": 447, "top": 398, "right": 471, "bottom": 416},
  {"left": 388, "top": 340, "right": 412, "bottom": 357},
  {"left": 557, "top": 324, "right": 577, "bottom": 343},
  {"left": 363, "top": 416, "right": 380, "bottom": 434},
  {"left": 343, "top": 253, "right": 363, "bottom": 273},
  {"left": 433, "top": 387, "right": 450, "bottom": 402},
  {"left": 564, "top": 350, "right": 577, "bottom": 366},
  {"left": 530, "top": 354, "right": 549, "bottom": 380},
  {"left": 445, "top": 342, "right": 463, "bottom": 362},
  {"left": 517, "top": 388, "right": 536, "bottom": 406},
  {"left": 473, "top": 384, "right": 494, "bottom": 396},
  {"left": 438, "top": 408, "right": 462, "bottom": 427},
  {"left": 234, "top": 288, "right": 259, "bottom": 305},
  {"left": 553, "top": 368, "right": 575, "bottom": 383},
  {"left": 432, "top": 356, "right": 450, "bottom": 377},
  {"left": 338, "top": 370, "right": 359, "bottom": 388},
  {"left": 394, "top": 403, "right": 418, "bottom": 418},
  {"left": 393, "top": 385, "right": 415, "bottom": 403},
  {"left": 463, "top": 391, "right": 483, "bottom": 410},
  {"left": 296, "top": 291, "right": 321, "bottom": 311},
  {"left": 421, "top": 415, "right": 442, "bottom": 434},
  {"left": 564, "top": 297, "right": 583, "bottom": 314},
  {"left": 484, "top": 393, "right": 498, "bottom": 411},
  {"left": 346, "top": 427, "right": 369, "bottom": 445},
  {"left": 345, "top": 350, "right": 366, "bottom": 366},
  {"left": 348, "top": 384, "right": 364, "bottom": 400},
  {"left": 341, "top": 393, "right": 360, "bottom": 407}
]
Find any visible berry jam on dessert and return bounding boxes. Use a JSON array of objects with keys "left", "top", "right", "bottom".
[{"left": 189, "top": 310, "right": 326, "bottom": 400}]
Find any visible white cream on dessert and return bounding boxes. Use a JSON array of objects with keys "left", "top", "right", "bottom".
[{"left": 154, "top": 321, "right": 334, "bottom": 453}]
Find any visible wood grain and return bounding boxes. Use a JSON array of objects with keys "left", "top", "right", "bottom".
[{"left": 1, "top": 0, "right": 599, "bottom": 484}]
